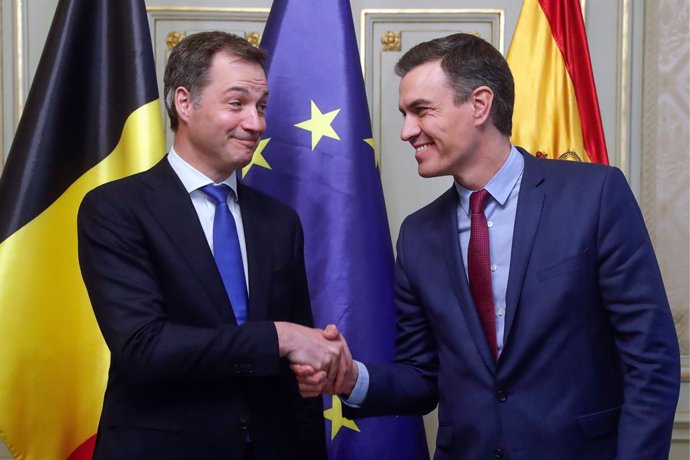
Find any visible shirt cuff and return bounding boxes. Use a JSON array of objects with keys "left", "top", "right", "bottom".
[{"left": 341, "top": 361, "right": 369, "bottom": 407}]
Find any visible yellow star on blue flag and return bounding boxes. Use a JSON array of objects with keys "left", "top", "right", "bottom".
[
  {"left": 323, "top": 395, "right": 360, "bottom": 440},
  {"left": 294, "top": 100, "right": 340, "bottom": 150},
  {"left": 364, "top": 137, "right": 380, "bottom": 168},
  {"left": 242, "top": 138, "right": 271, "bottom": 177}
]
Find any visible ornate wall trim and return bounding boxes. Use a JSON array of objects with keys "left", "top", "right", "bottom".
[
  {"left": 0, "top": 0, "right": 4, "bottom": 165},
  {"left": 641, "top": 0, "right": 658, "bottom": 240},
  {"left": 14, "top": 0, "right": 23, "bottom": 117},
  {"left": 618, "top": 0, "right": 630, "bottom": 176},
  {"left": 360, "top": 8, "right": 505, "bottom": 73}
]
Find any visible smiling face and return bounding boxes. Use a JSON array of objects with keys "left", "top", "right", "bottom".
[
  {"left": 398, "top": 60, "right": 483, "bottom": 180},
  {"left": 174, "top": 51, "right": 268, "bottom": 182}
]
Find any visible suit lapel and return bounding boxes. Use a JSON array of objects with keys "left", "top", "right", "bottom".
[
  {"left": 436, "top": 187, "right": 497, "bottom": 373},
  {"left": 237, "top": 184, "right": 272, "bottom": 321},
  {"left": 141, "top": 159, "right": 236, "bottom": 323},
  {"left": 503, "top": 150, "right": 545, "bottom": 349}
]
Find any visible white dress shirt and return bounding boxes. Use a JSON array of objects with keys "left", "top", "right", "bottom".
[{"left": 167, "top": 147, "right": 249, "bottom": 292}]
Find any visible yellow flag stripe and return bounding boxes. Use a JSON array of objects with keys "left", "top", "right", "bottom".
[
  {"left": 0, "top": 100, "right": 165, "bottom": 460},
  {"left": 506, "top": 0, "right": 592, "bottom": 162}
]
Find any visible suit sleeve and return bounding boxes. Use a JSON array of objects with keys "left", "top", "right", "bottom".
[
  {"left": 280, "top": 217, "right": 328, "bottom": 458},
  {"left": 596, "top": 168, "right": 680, "bottom": 459},
  {"left": 77, "top": 186, "right": 281, "bottom": 386},
  {"left": 347, "top": 219, "right": 439, "bottom": 417}
]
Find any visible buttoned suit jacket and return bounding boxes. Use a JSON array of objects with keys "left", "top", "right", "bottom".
[
  {"left": 347, "top": 149, "right": 680, "bottom": 460},
  {"left": 78, "top": 158, "right": 327, "bottom": 460}
]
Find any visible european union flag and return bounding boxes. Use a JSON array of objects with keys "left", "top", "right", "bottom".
[{"left": 242, "top": 0, "right": 429, "bottom": 458}]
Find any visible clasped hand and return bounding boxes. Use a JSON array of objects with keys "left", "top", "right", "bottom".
[{"left": 275, "top": 322, "right": 357, "bottom": 397}]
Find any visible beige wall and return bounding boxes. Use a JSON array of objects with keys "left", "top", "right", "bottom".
[
  {"left": 643, "top": 0, "right": 690, "bottom": 457},
  {"left": 0, "top": 0, "right": 688, "bottom": 458},
  {"left": 643, "top": 0, "right": 689, "bottom": 356}
]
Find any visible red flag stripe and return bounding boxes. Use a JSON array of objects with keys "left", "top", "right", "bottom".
[
  {"left": 66, "top": 434, "right": 96, "bottom": 460},
  {"left": 539, "top": 0, "right": 609, "bottom": 164}
]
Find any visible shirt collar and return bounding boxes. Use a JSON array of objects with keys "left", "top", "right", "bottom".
[
  {"left": 167, "top": 147, "right": 239, "bottom": 201},
  {"left": 455, "top": 145, "right": 524, "bottom": 216}
]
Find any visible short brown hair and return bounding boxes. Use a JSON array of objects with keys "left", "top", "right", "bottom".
[
  {"left": 395, "top": 33, "right": 514, "bottom": 136},
  {"left": 163, "top": 31, "right": 267, "bottom": 132}
]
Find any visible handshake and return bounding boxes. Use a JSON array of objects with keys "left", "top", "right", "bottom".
[{"left": 275, "top": 322, "right": 358, "bottom": 398}]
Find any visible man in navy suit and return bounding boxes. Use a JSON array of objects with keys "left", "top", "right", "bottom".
[
  {"left": 78, "top": 32, "right": 343, "bottom": 460},
  {"left": 296, "top": 33, "right": 680, "bottom": 459}
]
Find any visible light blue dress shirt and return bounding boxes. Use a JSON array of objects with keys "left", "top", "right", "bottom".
[
  {"left": 454, "top": 145, "right": 523, "bottom": 355},
  {"left": 347, "top": 146, "right": 524, "bottom": 406}
]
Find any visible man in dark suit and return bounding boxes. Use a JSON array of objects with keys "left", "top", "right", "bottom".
[
  {"left": 78, "top": 32, "right": 341, "bottom": 460},
  {"left": 295, "top": 33, "right": 681, "bottom": 459}
]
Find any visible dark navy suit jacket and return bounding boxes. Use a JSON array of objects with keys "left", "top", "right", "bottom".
[
  {"left": 348, "top": 150, "right": 680, "bottom": 460},
  {"left": 78, "top": 158, "right": 327, "bottom": 460}
]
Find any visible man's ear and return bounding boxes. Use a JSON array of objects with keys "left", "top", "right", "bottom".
[
  {"left": 471, "top": 86, "right": 494, "bottom": 127},
  {"left": 174, "top": 86, "right": 194, "bottom": 125}
]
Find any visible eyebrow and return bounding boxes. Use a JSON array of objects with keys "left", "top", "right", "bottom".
[
  {"left": 399, "top": 98, "right": 431, "bottom": 113},
  {"left": 224, "top": 86, "right": 269, "bottom": 99}
]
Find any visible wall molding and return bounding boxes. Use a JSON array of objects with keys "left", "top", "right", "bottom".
[{"left": 0, "top": 0, "right": 4, "bottom": 163}]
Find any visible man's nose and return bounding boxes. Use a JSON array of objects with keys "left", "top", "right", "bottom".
[
  {"left": 400, "top": 116, "right": 420, "bottom": 142},
  {"left": 242, "top": 108, "right": 265, "bottom": 133}
]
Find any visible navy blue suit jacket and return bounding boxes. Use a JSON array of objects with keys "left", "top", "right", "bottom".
[
  {"left": 349, "top": 150, "right": 680, "bottom": 460},
  {"left": 78, "top": 158, "right": 327, "bottom": 460}
]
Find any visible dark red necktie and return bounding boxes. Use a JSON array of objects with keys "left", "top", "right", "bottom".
[{"left": 468, "top": 189, "right": 498, "bottom": 360}]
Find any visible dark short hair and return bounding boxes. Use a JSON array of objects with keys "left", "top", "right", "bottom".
[
  {"left": 395, "top": 33, "right": 514, "bottom": 136},
  {"left": 163, "top": 31, "right": 267, "bottom": 132}
]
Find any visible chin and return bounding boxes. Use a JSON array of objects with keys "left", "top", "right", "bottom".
[
  {"left": 417, "top": 165, "right": 444, "bottom": 178},
  {"left": 236, "top": 157, "right": 253, "bottom": 171}
]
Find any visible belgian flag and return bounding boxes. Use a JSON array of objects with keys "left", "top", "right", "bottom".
[
  {"left": 507, "top": 0, "right": 609, "bottom": 164},
  {"left": 0, "top": 0, "right": 165, "bottom": 458}
]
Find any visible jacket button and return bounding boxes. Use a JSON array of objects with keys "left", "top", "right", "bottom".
[
  {"left": 494, "top": 448, "right": 505, "bottom": 459},
  {"left": 496, "top": 389, "right": 507, "bottom": 402},
  {"left": 239, "top": 417, "right": 249, "bottom": 430}
]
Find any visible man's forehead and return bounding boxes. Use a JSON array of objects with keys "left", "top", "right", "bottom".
[
  {"left": 210, "top": 51, "right": 265, "bottom": 74},
  {"left": 399, "top": 73, "right": 431, "bottom": 104}
]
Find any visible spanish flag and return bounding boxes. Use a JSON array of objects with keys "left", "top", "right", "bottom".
[
  {"left": 507, "top": 0, "right": 609, "bottom": 164},
  {"left": 0, "top": 0, "right": 165, "bottom": 458}
]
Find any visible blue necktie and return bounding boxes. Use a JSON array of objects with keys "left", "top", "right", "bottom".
[{"left": 201, "top": 184, "right": 248, "bottom": 325}]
